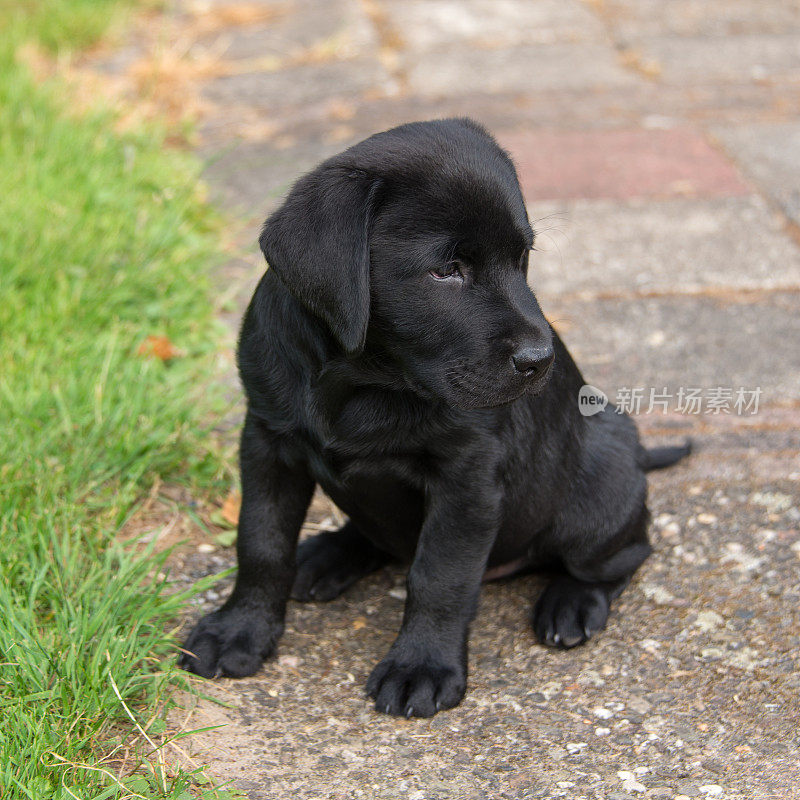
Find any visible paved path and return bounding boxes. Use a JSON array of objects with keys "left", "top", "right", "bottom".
[{"left": 97, "top": 2, "right": 800, "bottom": 798}]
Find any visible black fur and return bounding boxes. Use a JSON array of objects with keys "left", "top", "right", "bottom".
[
  {"left": 643, "top": 440, "right": 692, "bottom": 471},
  {"left": 180, "top": 119, "right": 689, "bottom": 717}
]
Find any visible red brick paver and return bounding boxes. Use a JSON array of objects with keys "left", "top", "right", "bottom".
[{"left": 500, "top": 127, "right": 750, "bottom": 202}]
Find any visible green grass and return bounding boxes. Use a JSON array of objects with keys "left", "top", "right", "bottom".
[
  {"left": 1, "top": 0, "right": 140, "bottom": 53},
  {"left": 0, "top": 2, "right": 236, "bottom": 797}
]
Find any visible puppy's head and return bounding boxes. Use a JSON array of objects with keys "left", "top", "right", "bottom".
[{"left": 260, "top": 118, "right": 554, "bottom": 409}]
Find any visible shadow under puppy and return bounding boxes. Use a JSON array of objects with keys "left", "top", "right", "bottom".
[{"left": 180, "top": 118, "right": 689, "bottom": 717}]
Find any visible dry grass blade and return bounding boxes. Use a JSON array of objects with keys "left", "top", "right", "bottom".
[{"left": 105, "top": 651, "right": 167, "bottom": 794}]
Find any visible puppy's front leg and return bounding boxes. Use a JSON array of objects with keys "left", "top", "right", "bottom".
[
  {"left": 367, "top": 460, "right": 500, "bottom": 717},
  {"left": 180, "top": 412, "right": 314, "bottom": 679}
]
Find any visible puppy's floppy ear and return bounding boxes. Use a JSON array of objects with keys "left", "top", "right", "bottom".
[{"left": 259, "top": 166, "right": 381, "bottom": 355}]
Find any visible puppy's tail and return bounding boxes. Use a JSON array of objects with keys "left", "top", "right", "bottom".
[{"left": 643, "top": 439, "right": 692, "bottom": 472}]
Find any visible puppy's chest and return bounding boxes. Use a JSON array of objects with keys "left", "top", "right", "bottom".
[{"left": 305, "top": 386, "right": 436, "bottom": 482}]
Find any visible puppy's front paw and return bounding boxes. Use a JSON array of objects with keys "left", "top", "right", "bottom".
[
  {"left": 532, "top": 576, "right": 611, "bottom": 648},
  {"left": 179, "top": 606, "right": 282, "bottom": 679},
  {"left": 366, "top": 655, "right": 466, "bottom": 717}
]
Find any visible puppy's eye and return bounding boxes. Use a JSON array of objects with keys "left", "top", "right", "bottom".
[{"left": 430, "top": 261, "right": 464, "bottom": 282}]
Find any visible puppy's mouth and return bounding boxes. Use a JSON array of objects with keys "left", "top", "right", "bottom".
[
  {"left": 446, "top": 363, "right": 553, "bottom": 410},
  {"left": 521, "top": 367, "right": 553, "bottom": 397}
]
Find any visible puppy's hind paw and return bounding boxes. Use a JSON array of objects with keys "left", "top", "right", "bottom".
[
  {"left": 179, "top": 606, "right": 282, "bottom": 679},
  {"left": 291, "top": 526, "right": 388, "bottom": 602},
  {"left": 532, "top": 576, "right": 611, "bottom": 649}
]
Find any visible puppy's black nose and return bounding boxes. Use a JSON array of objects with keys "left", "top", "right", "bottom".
[{"left": 511, "top": 345, "right": 554, "bottom": 378}]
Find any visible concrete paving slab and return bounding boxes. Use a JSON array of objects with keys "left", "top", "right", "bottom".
[
  {"left": 714, "top": 121, "right": 800, "bottom": 227},
  {"left": 218, "top": 82, "right": 800, "bottom": 153},
  {"left": 202, "top": 56, "right": 395, "bottom": 114},
  {"left": 500, "top": 128, "right": 749, "bottom": 202},
  {"left": 200, "top": 137, "right": 347, "bottom": 211},
  {"left": 635, "top": 407, "right": 800, "bottom": 484},
  {"left": 404, "top": 42, "right": 637, "bottom": 98},
  {"left": 200, "top": 0, "right": 291, "bottom": 9},
  {"left": 635, "top": 34, "right": 800, "bottom": 86},
  {"left": 381, "top": 0, "right": 606, "bottom": 49},
  {"left": 197, "top": 93, "right": 653, "bottom": 165},
  {"left": 604, "top": 0, "right": 800, "bottom": 39},
  {"left": 526, "top": 196, "right": 800, "bottom": 298},
  {"left": 545, "top": 291, "right": 800, "bottom": 403},
  {"left": 200, "top": 0, "right": 376, "bottom": 62}
]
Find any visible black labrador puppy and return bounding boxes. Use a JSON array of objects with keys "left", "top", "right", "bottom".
[{"left": 180, "top": 118, "right": 689, "bottom": 717}]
